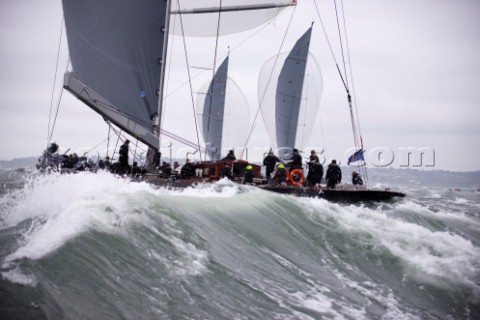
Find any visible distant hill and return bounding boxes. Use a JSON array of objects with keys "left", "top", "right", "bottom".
[
  {"left": 0, "top": 157, "right": 37, "bottom": 170},
  {"left": 341, "top": 166, "right": 480, "bottom": 189}
]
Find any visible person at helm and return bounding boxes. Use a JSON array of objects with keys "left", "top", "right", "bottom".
[{"left": 243, "top": 164, "right": 255, "bottom": 184}]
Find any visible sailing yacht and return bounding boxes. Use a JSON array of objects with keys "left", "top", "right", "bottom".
[{"left": 40, "top": 0, "right": 405, "bottom": 202}]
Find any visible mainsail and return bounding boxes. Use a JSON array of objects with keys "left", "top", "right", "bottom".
[
  {"left": 61, "top": 0, "right": 296, "bottom": 154},
  {"left": 197, "top": 57, "right": 250, "bottom": 160},
  {"left": 62, "top": 0, "right": 167, "bottom": 149},
  {"left": 259, "top": 26, "right": 323, "bottom": 159}
]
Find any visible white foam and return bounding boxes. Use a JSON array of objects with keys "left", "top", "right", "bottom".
[
  {"left": 1, "top": 268, "right": 37, "bottom": 286},
  {"left": 175, "top": 178, "right": 250, "bottom": 198},
  {"left": 304, "top": 198, "right": 480, "bottom": 292},
  {"left": 2, "top": 172, "right": 160, "bottom": 261}
]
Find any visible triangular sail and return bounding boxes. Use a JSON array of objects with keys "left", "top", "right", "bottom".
[
  {"left": 275, "top": 27, "right": 312, "bottom": 158},
  {"left": 62, "top": 0, "right": 168, "bottom": 149},
  {"left": 201, "top": 57, "right": 229, "bottom": 160},
  {"left": 259, "top": 27, "right": 322, "bottom": 159},
  {"left": 198, "top": 57, "right": 250, "bottom": 160}
]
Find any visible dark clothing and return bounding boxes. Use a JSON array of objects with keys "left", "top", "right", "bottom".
[
  {"left": 243, "top": 168, "right": 255, "bottom": 184},
  {"left": 309, "top": 154, "right": 320, "bottom": 164},
  {"left": 306, "top": 162, "right": 323, "bottom": 186},
  {"left": 273, "top": 168, "right": 288, "bottom": 184},
  {"left": 222, "top": 151, "right": 236, "bottom": 161},
  {"left": 181, "top": 162, "right": 196, "bottom": 178},
  {"left": 119, "top": 143, "right": 129, "bottom": 166},
  {"left": 290, "top": 152, "right": 303, "bottom": 170},
  {"left": 326, "top": 163, "right": 342, "bottom": 188},
  {"left": 160, "top": 163, "right": 172, "bottom": 177},
  {"left": 47, "top": 143, "right": 59, "bottom": 154},
  {"left": 132, "top": 165, "right": 142, "bottom": 175},
  {"left": 352, "top": 174, "right": 364, "bottom": 186},
  {"left": 221, "top": 166, "right": 233, "bottom": 180},
  {"left": 263, "top": 154, "right": 280, "bottom": 179}
]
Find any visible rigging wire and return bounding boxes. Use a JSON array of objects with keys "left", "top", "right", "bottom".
[
  {"left": 242, "top": 5, "right": 298, "bottom": 152},
  {"left": 164, "top": 10, "right": 287, "bottom": 101},
  {"left": 203, "top": 0, "right": 224, "bottom": 160},
  {"left": 334, "top": 1, "right": 350, "bottom": 92},
  {"left": 177, "top": 0, "right": 203, "bottom": 161},
  {"left": 339, "top": 0, "right": 368, "bottom": 182},
  {"left": 314, "top": 0, "right": 368, "bottom": 183},
  {"left": 313, "top": 1, "right": 348, "bottom": 92},
  {"left": 161, "top": 3, "right": 178, "bottom": 139},
  {"left": 46, "top": 17, "right": 64, "bottom": 144}
]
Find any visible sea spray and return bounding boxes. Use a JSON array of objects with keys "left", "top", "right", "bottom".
[{"left": 0, "top": 171, "right": 479, "bottom": 319}]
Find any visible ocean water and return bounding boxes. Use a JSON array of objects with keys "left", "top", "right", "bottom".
[{"left": 0, "top": 170, "right": 479, "bottom": 319}]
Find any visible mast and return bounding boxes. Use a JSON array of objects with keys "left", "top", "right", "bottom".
[{"left": 157, "top": 0, "right": 172, "bottom": 153}]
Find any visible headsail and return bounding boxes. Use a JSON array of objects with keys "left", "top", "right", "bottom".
[
  {"left": 276, "top": 27, "right": 312, "bottom": 158},
  {"left": 62, "top": 0, "right": 168, "bottom": 149},
  {"left": 259, "top": 26, "right": 323, "bottom": 159},
  {"left": 197, "top": 57, "right": 250, "bottom": 160},
  {"left": 200, "top": 57, "right": 229, "bottom": 160}
]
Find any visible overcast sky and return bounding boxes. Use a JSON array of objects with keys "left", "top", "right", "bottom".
[{"left": 1, "top": 0, "right": 479, "bottom": 171}]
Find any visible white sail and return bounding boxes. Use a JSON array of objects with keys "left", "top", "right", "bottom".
[
  {"left": 197, "top": 57, "right": 250, "bottom": 160},
  {"left": 62, "top": 0, "right": 168, "bottom": 149},
  {"left": 170, "top": 0, "right": 296, "bottom": 37},
  {"left": 61, "top": 0, "right": 295, "bottom": 151},
  {"left": 259, "top": 27, "right": 323, "bottom": 159}
]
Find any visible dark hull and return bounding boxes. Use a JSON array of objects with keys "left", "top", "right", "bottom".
[
  {"left": 259, "top": 185, "right": 405, "bottom": 202},
  {"left": 143, "top": 176, "right": 406, "bottom": 203}
]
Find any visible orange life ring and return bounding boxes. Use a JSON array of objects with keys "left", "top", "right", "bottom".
[{"left": 289, "top": 169, "right": 304, "bottom": 185}]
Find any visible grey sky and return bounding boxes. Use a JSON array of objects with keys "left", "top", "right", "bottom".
[{"left": 1, "top": 0, "right": 479, "bottom": 171}]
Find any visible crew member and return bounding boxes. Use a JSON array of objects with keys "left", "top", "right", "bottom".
[
  {"left": 326, "top": 159, "right": 342, "bottom": 189},
  {"left": 306, "top": 160, "right": 323, "bottom": 186},
  {"left": 221, "top": 163, "right": 233, "bottom": 180},
  {"left": 273, "top": 163, "right": 288, "bottom": 185},
  {"left": 352, "top": 171, "right": 364, "bottom": 186},
  {"left": 263, "top": 149, "right": 280, "bottom": 180},
  {"left": 243, "top": 165, "right": 255, "bottom": 184},
  {"left": 222, "top": 149, "right": 236, "bottom": 161},
  {"left": 290, "top": 148, "right": 302, "bottom": 171}
]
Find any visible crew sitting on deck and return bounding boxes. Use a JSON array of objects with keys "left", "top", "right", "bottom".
[
  {"left": 326, "top": 159, "right": 342, "bottom": 189},
  {"left": 131, "top": 161, "right": 143, "bottom": 175},
  {"left": 221, "top": 163, "right": 233, "bottom": 180},
  {"left": 173, "top": 161, "right": 181, "bottom": 177},
  {"left": 273, "top": 163, "right": 288, "bottom": 185},
  {"left": 351, "top": 171, "right": 364, "bottom": 186},
  {"left": 243, "top": 165, "right": 255, "bottom": 184},
  {"left": 159, "top": 161, "right": 172, "bottom": 178},
  {"left": 180, "top": 159, "right": 196, "bottom": 178}
]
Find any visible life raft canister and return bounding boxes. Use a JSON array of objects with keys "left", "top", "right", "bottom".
[{"left": 289, "top": 169, "right": 304, "bottom": 185}]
